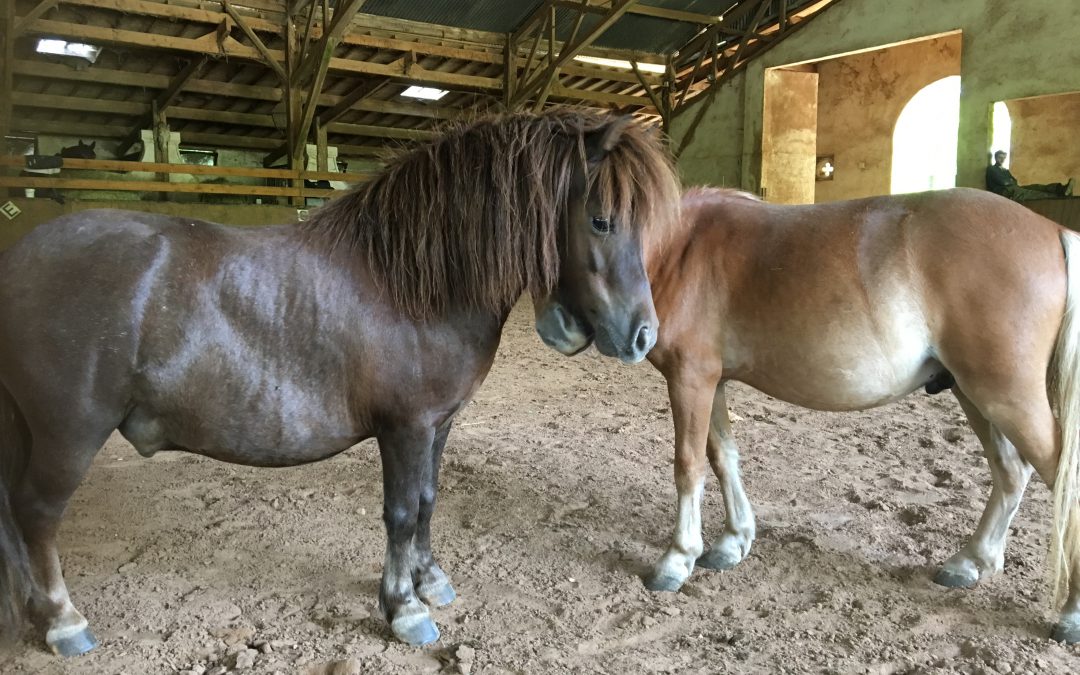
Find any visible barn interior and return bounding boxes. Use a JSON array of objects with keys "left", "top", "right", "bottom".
[{"left": 3, "top": 1, "right": 1080, "bottom": 673}]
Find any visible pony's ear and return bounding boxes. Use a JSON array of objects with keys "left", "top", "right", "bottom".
[
  {"left": 89, "top": 141, "right": 96, "bottom": 149},
  {"left": 584, "top": 116, "right": 633, "bottom": 167}
]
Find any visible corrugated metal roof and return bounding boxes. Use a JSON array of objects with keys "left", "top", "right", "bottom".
[
  {"left": 362, "top": 0, "right": 544, "bottom": 34},
  {"left": 363, "top": 0, "right": 823, "bottom": 55}
]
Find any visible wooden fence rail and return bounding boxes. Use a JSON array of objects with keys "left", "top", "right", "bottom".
[{"left": 0, "top": 156, "right": 373, "bottom": 199}]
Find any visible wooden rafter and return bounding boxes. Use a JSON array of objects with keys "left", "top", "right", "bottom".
[
  {"left": 116, "top": 57, "right": 207, "bottom": 156},
  {"left": 317, "top": 76, "right": 391, "bottom": 125},
  {"left": 13, "top": 0, "right": 58, "bottom": 35},
  {"left": 671, "top": 0, "right": 840, "bottom": 116},
  {"left": 292, "top": 0, "right": 367, "bottom": 88},
  {"left": 0, "top": 0, "right": 13, "bottom": 143},
  {"left": 224, "top": 0, "right": 288, "bottom": 83},
  {"left": 673, "top": 0, "right": 844, "bottom": 155},
  {"left": 8, "top": 0, "right": 839, "bottom": 155},
  {"left": 511, "top": 0, "right": 641, "bottom": 110}
]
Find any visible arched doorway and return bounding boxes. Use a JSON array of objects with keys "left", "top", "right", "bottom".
[{"left": 891, "top": 76, "right": 961, "bottom": 194}]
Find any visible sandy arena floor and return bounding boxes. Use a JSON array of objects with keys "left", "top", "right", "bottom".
[{"left": 3, "top": 302, "right": 1080, "bottom": 674}]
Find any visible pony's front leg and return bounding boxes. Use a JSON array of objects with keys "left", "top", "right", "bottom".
[
  {"left": 697, "top": 384, "right": 756, "bottom": 570},
  {"left": 377, "top": 424, "right": 440, "bottom": 646},
  {"left": 412, "top": 424, "right": 456, "bottom": 608},
  {"left": 645, "top": 371, "right": 717, "bottom": 592}
]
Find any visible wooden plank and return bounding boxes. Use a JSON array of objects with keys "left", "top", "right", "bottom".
[
  {"left": 15, "top": 61, "right": 463, "bottom": 120},
  {"left": 225, "top": 0, "right": 288, "bottom": 83},
  {"left": 513, "top": 0, "right": 641, "bottom": 108},
  {"left": 0, "top": 0, "right": 14, "bottom": 142},
  {"left": 627, "top": 3, "right": 722, "bottom": 24},
  {"left": 328, "top": 143, "right": 386, "bottom": 158},
  {"left": 292, "top": 0, "right": 367, "bottom": 87},
  {"left": 317, "top": 76, "right": 389, "bottom": 125},
  {"left": 13, "top": 0, "right": 58, "bottom": 34},
  {"left": 0, "top": 176, "right": 339, "bottom": 198},
  {"left": 11, "top": 118, "right": 128, "bottom": 138},
  {"left": 179, "top": 131, "right": 290, "bottom": 151},
  {"left": 0, "top": 155, "right": 300, "bottom": 178},
  {"left": 16, "top": 92, "right": 145, "bottom": 116},
  {"left": 58, "top": 0, "right": 281, "bottom": 34},
  {"left": 117, "top": 57, "right": 208, "bottom": 156},
  {"left": 294, "top": 0, "right": 368, "bottom": 155},
  {"left": 22, "top": 18, "right": 266, "bottom": 61},
  {"left": 326, "top": 122, "right": 432, "bottom": 141}
]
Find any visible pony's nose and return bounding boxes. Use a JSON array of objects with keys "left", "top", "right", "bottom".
[{"left": 627, "top": 320, "right": 657, "bottom": 362}]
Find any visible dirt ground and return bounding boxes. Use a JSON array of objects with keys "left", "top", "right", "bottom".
[{"left": 3, "top": 301, "right": 1080, "bottom": 674}]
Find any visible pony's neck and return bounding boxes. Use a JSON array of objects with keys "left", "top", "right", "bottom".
[{"left": 647, "top": 208, "right": 699, "bottom": 302}]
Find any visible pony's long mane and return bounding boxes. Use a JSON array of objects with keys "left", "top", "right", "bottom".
[{"left": 302, "top": 109, "right": 680, "bottom": 318}]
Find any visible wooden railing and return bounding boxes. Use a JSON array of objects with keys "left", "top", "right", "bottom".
[{"left": 0, "top": 156, "right": 373, "bottom": 199}]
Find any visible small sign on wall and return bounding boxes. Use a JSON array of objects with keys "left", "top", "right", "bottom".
[
  {"left": 816, "top": 156, "right": 835, "bottom": 182},
  {"left": 0, "top": 201, "right": 21, "bottom": 220}
]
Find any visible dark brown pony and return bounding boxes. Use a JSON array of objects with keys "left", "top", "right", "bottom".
[
  {"left": 619, "top": 187, "right": 1079, "bottom": 643},
  {"left": 0, "top": 110, "right": 680, "bottom": 655}
]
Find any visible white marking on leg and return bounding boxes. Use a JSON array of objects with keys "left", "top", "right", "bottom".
[
  {"left": 712, "top": 438, "right": 755, "bottom": 563},
  {"left": 654, "top": 478, "right": 705, "bottom": 584},
  {"left": 940, "top": 420, "right": 1033, "bottom": 584}
]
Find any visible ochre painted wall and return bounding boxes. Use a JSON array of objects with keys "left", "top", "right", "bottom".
[
  {"left": 1006, "top": 92, "right": 1080, "bottom": 189},
  {"left": 672, "top": 0, "right": 1080, "bottom": 196},
  {"left": 762, "top": 69, "right": 819, "bottom": 204},
  {"left": 815, "top": 34, "right": 961, "bottom": 202}
]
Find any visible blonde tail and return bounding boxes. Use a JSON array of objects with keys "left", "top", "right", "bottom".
[{"left": 1050, "top": 229, "right": 1080, "bottom": 605}]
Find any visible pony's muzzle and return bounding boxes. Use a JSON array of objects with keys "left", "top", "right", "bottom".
[
  {"left": 621, "top": 316, "right": 657, "bottom": 364},
  {"left": 535, "top": 301, "right": 593, "bottom": 356}
]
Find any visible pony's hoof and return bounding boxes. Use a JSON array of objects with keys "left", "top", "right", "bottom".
[
  {"left": 697, "top": 547, "right": 742, "bottom": 571},
  {"left": 643, "top": 571, "right": 684, "bottom": 593},
  {"left": 47, "top": 626, "right": 99, "bottom": 657},
  {"left": 417, "top": 580, "right": 457, "bottom": 608},
  {"left": 1052, "top": 618, "right": 1080, "bottom": 644},
  {"left": 391, "top": 613, "right": 440, "bottom": 647},
  {"left": 933, "top": 565, "right": 978, "bottom": 589}
]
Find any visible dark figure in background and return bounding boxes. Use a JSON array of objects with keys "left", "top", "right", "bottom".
[
  {"left": 18, "top": 140, "right": 98, "bottom": 204},
  {"left": 986, "top": 150, "right": 1074, "bottom": 201}
]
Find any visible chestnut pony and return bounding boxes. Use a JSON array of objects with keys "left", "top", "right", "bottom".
[
  {"left": 0, "top": 111, "right": 680, "bottom": 655},
  {"left": 549, "top": 186, "right": 1080, "bottom": 643}
]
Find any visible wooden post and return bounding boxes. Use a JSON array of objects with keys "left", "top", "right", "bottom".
[
  {"left": 285, "top": 16, "right": 304, "bottom": 207},
  {"left": 0, "top": 0, "right": 14, "bottom": 145},
  {"left": 152, "top": 101, "right": 170, "bottom": 200},
  {"left": 502, "top": 37, "right": 515, "bottom": 110},
  {"left": 315, "top": 119, "right": 328, "bottom": 172}
]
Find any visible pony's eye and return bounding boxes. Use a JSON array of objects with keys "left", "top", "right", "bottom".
[{"left": 591, "top": 216, "right": 612, "bottom": 234}]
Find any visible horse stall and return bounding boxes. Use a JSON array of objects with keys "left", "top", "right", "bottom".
[{"left": 3, "top": 0, "right": 1080, "bottom": 674}]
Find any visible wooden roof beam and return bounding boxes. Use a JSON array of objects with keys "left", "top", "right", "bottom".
[
  {"left": 116, "top": 57, "right": 208, "bottom": 156},
  {"left": 292, "top": 0, "right": 367, "bottom": 88},
  {"left": 224, "top": 0, "right": 288, "bottom": 83},
  {"left": 317, "top": 77, "right": 390, "bottom": 125},
  {"left": 13, "top": 0, "right": 58, "bottom": 35},
  {"left": 511, "top": 0, "right": 641, "bottom": 109}
]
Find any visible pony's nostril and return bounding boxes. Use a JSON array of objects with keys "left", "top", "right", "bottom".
[{"left": 634, "top": 324, "right": 652, "bottom": 352}]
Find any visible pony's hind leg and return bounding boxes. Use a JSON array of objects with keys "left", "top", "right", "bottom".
[
  {"left": 697, "top": 383, "right": 756, "bottom": 571},
  {"left": 377, "top": 424, "right": 440, "bottom": 646},
  {"left": 13, "top": 430, "right": 105, "bottom": 656},
  {"left": 952, "top": 375, "right": 1080, "bottom": 641},
  {"left": 412, "top": 424, "right": 455, "bottom": 608},
  {"left": 935, "top": 388, "right": 1033, "bottom": 588},
  {"left": 645, "top": 369, "right": 718, "bottom": 592}
]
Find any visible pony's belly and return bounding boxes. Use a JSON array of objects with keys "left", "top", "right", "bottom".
[
  {"left": 734, "top": 341, "right": 938, "bottom": 412},
  {"left": 121, "top": 386, "right": 364, "bottom": 467}
]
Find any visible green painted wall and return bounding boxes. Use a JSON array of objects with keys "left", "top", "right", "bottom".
[{"left": 672, "top": 0, "right": 1080, "bottom": 194}]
